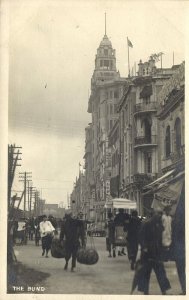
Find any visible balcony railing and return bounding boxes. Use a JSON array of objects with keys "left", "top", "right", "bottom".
[
  {"left": 134, "top": 102, "right": 157, "bottom": 114},
  {"left": 134, "top": 135, "right": 157, "bottom": 147}
]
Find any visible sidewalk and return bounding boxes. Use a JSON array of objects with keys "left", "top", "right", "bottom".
[{"left": 12, "top": 239, "right": 183, "bottom": 295}]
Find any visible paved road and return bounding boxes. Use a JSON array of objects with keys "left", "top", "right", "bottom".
[{"left": 13, "top": 237, "right": 182, "bottom": 295}]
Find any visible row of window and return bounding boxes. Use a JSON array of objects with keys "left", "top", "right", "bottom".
[
  {"left": 105, "top": 90, "right": 119, "bottom": 100},
  {"left": 99, "top": 49, "right": 114, "bottom": 56},
  {"left": 100, "top": 60, "right": 113, "bottom": 70}
]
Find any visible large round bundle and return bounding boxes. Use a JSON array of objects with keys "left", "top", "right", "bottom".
[
  {"left": 51, "top": 238, "right": 66, "bottom": 258},
  {"left": 76, "top": 248, "right": 86, "bottom": 264},
  {"left": 77, "top": 248, "right": 99, "bottom": 265},
  {"left": 85, "top": 248, "right": 99, "bottom": 265}
]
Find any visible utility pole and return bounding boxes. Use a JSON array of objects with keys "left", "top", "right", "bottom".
[
  {"left": 7, "top": 144, "right": 22, "bottom": 264},
  {"left": 19, "top": 172, "right": 32, "bottom": 217},
  {"left": 29, "top": 185, "right": 36, "bottom": 217},
  {"left": 27, "top": 180, "right": 30, "bottom": 213},
  {"left": 34, "top": 190, "right": 40, "bottom": 216},
  {"left": 8, "top": 144, "right": 22, "bottom": 217}
]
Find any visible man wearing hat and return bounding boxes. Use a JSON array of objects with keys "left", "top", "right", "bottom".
[
  {"left": 60, "top": 211, "right": 86, "bottom": 271},
  {"left": 40, "top": 215, "right": 55, "bottom": 257}
]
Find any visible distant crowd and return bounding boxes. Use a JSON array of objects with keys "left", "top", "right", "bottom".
[{"left": 9, "top": 215, "right": 60, "bottom": 246}]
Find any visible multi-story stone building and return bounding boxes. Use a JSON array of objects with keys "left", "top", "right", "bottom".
[
  {"left": 117, "top": 56, "right": 182, "bottom": 215},
  {"left": 108, "top": 119, "right": 120, "bottom": 198},
  {"left": 73, "top": 31, "right": 185, "bottom": 220},
  {"left": 142, "top": 62, "right": 185, "bottom": 214},
  {"left": 87, "top": 33, "right": 126, "bottom": 223},
  {"left": 83, "top": 123, "right": 94, "bottom": 220},
  {"left": 70, "top": 171, "right": 87, "bottom": 218},
  {"left": 157, "top": 62, "right": 185, "bottom": 174}
]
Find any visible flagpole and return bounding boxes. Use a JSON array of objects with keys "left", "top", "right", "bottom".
[
  {"left": 173, "top": 51, "right": 174, "bottom": 66},
  {"left": 105, "top": 12, "right": 106, "bottom": 35},
  {"left": 127, "top": 37, "right": 130, "bottom": 77}
]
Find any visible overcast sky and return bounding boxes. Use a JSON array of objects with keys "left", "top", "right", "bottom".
[{"left": 8, "top": 0, "right": 186, "bottom": 208}]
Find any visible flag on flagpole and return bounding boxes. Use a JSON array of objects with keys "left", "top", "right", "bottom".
[{"left": 127, "top": 37, "right": 133, "bottom": 48}]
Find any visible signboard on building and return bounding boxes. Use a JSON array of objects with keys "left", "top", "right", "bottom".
[{"left": 106, "top": 180, "right": 110, "bottom": 195}]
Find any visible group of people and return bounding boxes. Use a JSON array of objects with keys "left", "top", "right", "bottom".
[
  {"left": 9, "top": 215, "right": 59, "bottom": 247},
  {"left": 10, "top": 195, "right": 185, "bottom": 294},
  {"left": 39, "top": 211, "right": 86, "bottom": 271},
  {"left": 105, "top": 205, "right": 185, "bottom": 295}
]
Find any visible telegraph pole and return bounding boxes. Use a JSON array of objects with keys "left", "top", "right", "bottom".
[
  {"left": 27, "top": 180, "right": 30, "bottom": 213},
  {"left": 8, "top": 144, "right": 22, "bottom": 264},
  {"left": 8, "top": 144, "right": 22, "bottom": 215},
  {"left": 34, "top": 190, "right": 40, "bottom": 216},
  {"left": 19, "top": 172, "right": 32, "bottom": 217},
  {"left": 29, "top": 185, "right": 36, "bottom": 217}
]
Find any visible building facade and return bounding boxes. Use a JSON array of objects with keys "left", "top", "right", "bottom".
[
  {"left": 117, "top": 57, "right": 182, "bottom": 215},
  {"left": 70, "top": 172, "right": 87, "bottom": 218},
  {"left": 83, "top": 123, "right": 95, "bottom": 220},
  {"left": 71, "top": 33, "right": 185, "bottom": 220},
  {"left": 108, "top": 119, "right": 120, "bottom": 198},
  {"left": 87, "top": 34, "right": 126, "bottom": 223},
  {"left": 157, "top": 62, "right": 185, "bottom": 174}
]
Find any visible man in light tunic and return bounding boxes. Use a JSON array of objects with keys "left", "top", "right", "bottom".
[{"left": 40, "top": 215, "right": 55, "bottom": 257}]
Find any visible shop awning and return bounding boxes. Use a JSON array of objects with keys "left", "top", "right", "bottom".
[
  {"left": 155, "top": 171, "right": 184, "bottom": 192},
  {"left": 104, "top": 198, "right": 137, "bottom": 210},
  {"left": 143, "top": 169, "right": 176, "bottom": 191},
  {"left": 151, "top": 172, "right": 184, "bottom": 215},
  {"left": 140, "top": 85, "right": 152, "bottom": 99}
]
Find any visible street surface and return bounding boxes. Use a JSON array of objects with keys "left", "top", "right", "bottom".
[{"left": 14, "top": 237, "right": 182, "bottom": 295}]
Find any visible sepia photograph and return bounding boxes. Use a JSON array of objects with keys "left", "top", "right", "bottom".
[{"left": 1, "top": 0, "right": 187, "bottom": 297}]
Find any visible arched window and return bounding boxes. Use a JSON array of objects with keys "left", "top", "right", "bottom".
[
  {"left": 165, "top": 126, "right": 171, "bottom": 158},
  {"left": 174, "top": 118, "right": 181, "bottom": 151}
]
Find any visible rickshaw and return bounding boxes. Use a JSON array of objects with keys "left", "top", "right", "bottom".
[{"left": 104, "top": 198, "right": 137, "bottom": 246}]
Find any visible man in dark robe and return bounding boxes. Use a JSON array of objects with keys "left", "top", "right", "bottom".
[
  {"left": 138, "top": 210, "right": 171, "bottom": 295},
  {"left": 60, "top": 212, "right": 86, "bottom": 272}
]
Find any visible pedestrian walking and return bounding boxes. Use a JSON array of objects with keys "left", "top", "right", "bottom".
[
  {"left": 39, "top": 215, "right": 55, "bottom": 257},
  {"left": 136, "top": 209, "right": 171, "bottom": 295},
  {"left": 28, "top": 217, "right": 35, "bottom": 241},
  {"left": 59, "top": 211, "right": 86, "bottom": 272},
  {"left": 34, "top": 217, "right": 41, "bottom": 246},
  {"left": 16, "top": 219, "right": 26, "bottom": 245},
  {"left": 171, "top": 184, "right": 185, "bottom": 294},
  {"left": 127, "top": 210, "right": 141, "bottom": 270},
  {"left": 104, "top": 212, "right": 115, "bottom": 257}
]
